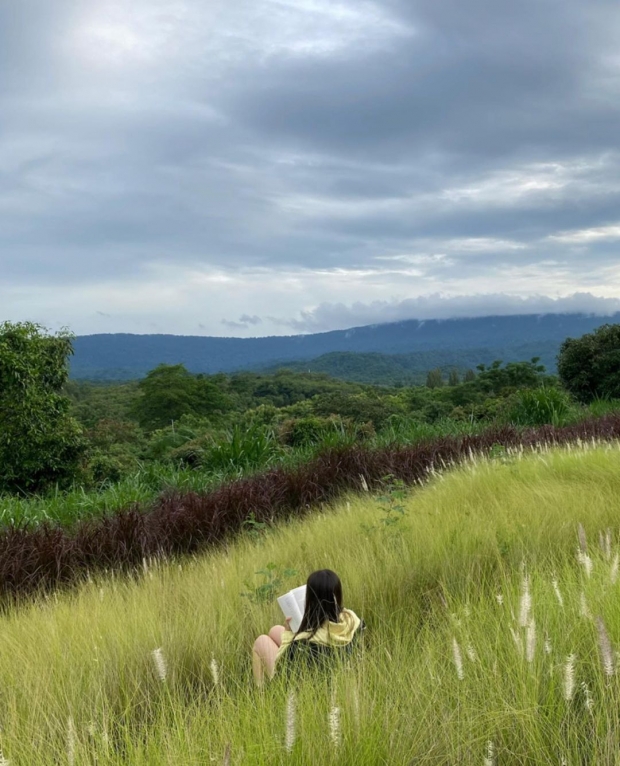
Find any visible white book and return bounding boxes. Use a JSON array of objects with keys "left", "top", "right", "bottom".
[{"left": 276, "top": 585, "right": 307, "bottom": 633}]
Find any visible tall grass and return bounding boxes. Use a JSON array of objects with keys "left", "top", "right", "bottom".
[{"left": 1, "top": 446, "right": 620, "bottom": 762}]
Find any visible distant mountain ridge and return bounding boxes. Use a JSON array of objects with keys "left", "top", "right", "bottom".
[{"left": 70, "top": 312, "right": 620, "bottom": 380}]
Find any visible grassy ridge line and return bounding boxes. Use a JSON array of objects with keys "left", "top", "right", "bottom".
[{"left": 1, "top": 414, "right": 620, "bottom": 601}]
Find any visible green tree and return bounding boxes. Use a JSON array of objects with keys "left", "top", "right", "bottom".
[
  {"left": 448, "top": 369, "right": 460, "bottom": 386},
  {"left": 131, "top": 364, "right": 232, "bottom": 430},
  {"left": 557, "top": 324, "right": 620, "bottom": 403},
  {"left": 0, "top": 322, "right": 84, "bottom": 494},
  {"left": 426, "top": 368, "right": 444, "bottom": 389},
  {"left": 464, "top": 369, "right": 476, "bottom": 383}
]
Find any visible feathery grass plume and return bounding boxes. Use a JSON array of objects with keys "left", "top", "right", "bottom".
[
  {"left": 610, "top": 552, "right": 619, "bottom": 585},
  {"left": 599, "top": 530, "right": 610, "bottom": 559},
  {"left": 359, "top": 474, "right": 369, "bottom": 492},
  {"left": 151, "top": 647, "right": 167, "bottom": 682},
  {"left": 210, "top": 657, "right": 220, "bottom": 686},
  {"left": 142, "top": 557, "right": 149, "bottom": 575},
  {"left": 576, "top": 550, "right": 593, "bottom": 578},
  {"left": 518, "top": 574, "right": 532, "bottom": 627},
  {"left": 579, "top": 592, "right": 591, "bottom": 619},
  {"left": 544, "top": 633, "right": 552, "bottom": 655},
  {"left": 452, "top": 637, "right": 464, "bottom": 680},
  {"left": 551, "top": 578, "right": 564, "bottom": 608},
  {"left": 578, "top": 523, "right": 587, "bottom": 554},
  {"left": 222, "top": 743, "right": 232, "bottom": 766},
  {"left": 284, "top": 691, "right": 296, "bottom": 753},
  {"left": 563, "top": 654, "right": 576, "bottom": 701},
  {"left": 466, "top": 643, "right": 477, "bottom": 662},
  {"left": 483, "top": 740, "right": 495, "bottom": 766},
  {"left": 595, "top": 616, "right": 615, "bottom": 677},
  {"left": 495, "top": 593, "right": 504, "bottom": 605},
  {"left": 328, "top": 704, "right": 342, "bottom": 748},
  {"left": 0, "top": 752, "right": 10, "bottom": 766},
  {"left": 526, "top": 619, "right": 536, "bottom": 664},
  {"left": 605, "top": 529, "right": 612, "bottom": 559},
  {"left": 67, "top": 716, "right": 76, "bottom": 766},
  {"left": 581, "top": 681, "right": 594, "bottom": 714}
]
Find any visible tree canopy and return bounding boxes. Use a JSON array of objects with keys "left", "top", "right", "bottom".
[
  {"left": 131, "top": 364, "right": 232, "bottom": 430},
  {"left": 0, "top": 322, "right": 84, "bottom": 493},
  {"left": 557, "top": 324, "right": 620, "bottom": 403}
]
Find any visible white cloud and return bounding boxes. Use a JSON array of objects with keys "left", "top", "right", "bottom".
[{"left": 549, "top": 224, "right": 620, "bottom": 244}]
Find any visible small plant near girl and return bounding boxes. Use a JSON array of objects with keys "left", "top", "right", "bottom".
[
  {"left": 240, "top": 563, "right": 298, "bottom": 604},
  {"left": 361, "top": 473, "right": 409, "bottom": 535}
]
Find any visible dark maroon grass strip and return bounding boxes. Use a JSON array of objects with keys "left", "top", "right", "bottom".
[{"left": 1, "top": 415, "right": 620, "bottom": 601}]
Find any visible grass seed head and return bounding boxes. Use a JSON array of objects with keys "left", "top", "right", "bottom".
[
  {"left": 151, "top": 647, "right": 167, "bottom": 682},
  {"left": 564, "top": 654, "right": 576, "bottom": 701},
  {"left": 452, "top": 637, "right": 464, "bottom": 680},
  {"left": 579, "top": 592, "right": 591, "bottom": 620},
  {"left": 518, "top": 574, "right": 532, "bottom": 627},
  {"left": 328, "top": 705, "right": 342, "bottom": 748},
  {"left": 67, "top": 716, "right": 76, "bottom": 766},
  {"left": 285, "top": 691, "right": 296, "bottom": 753},
  {"left": 210, "top": 657, "right": 220, "bottom": 686},
  {"left": 581, "top": 681, "right": 594, "bottom": 713},
  {"left": 578, "top": 523, "right": 587, "bottom": 554},
  {"left": 576, "top": 550, "right": 593, "bottom": 578},
  {"left": 526, "top": 619, "right": 536, "bottom": 664},
  {"left": 595, "top": 616, "right": 615, "bottom": 677}
]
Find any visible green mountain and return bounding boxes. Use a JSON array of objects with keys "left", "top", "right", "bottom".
[{"left": 70, "top": 313, "right": 619, "bottom": 381}]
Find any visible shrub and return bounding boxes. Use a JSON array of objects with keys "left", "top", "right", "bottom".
[
  {"left": 203, "top": 424, "right": 280, "bottom": 472},
  {"left": 507, "top": 386, "right": 576, "bottom": 427}
]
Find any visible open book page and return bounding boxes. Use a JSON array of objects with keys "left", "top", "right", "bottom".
[{"left": 277, "top": 584, "right": 307, "bottom": 632}]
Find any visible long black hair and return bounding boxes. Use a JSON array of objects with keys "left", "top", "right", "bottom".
[{"left": 296, "top": 569, "right": 343, "bottom": 636}]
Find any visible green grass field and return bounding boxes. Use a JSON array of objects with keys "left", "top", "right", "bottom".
[{"left": 2, "top": 443, "right": 620, "bottom": 763}]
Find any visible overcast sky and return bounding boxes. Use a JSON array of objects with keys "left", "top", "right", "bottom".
[{"left": 1, "top": 0, "right": 620, "bottom": 336}]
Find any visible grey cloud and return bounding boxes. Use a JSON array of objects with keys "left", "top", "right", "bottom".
[
  {"left": 0, "top": 0, "right": 619, "bottom": 331},
  {"left": 221, "top": 314, "right": 263, "bottom": 331},
  {"left": 278, "top": 293, "right": 620, "bottom": 333},
  {"left": 221, "top": 319, "right": 248, "bottom": 331}
]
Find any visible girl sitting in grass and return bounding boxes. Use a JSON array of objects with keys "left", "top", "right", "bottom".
[{"left": 252, "top": 569, "right": 364, "bottom": 685}]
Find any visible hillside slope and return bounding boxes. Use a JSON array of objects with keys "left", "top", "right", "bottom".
[{"left": 1, "top": 445, "right": 620, "bottom": 763}]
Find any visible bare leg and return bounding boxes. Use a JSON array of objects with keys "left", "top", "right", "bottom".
[
  {"left": 269, "top": 625, "right": 285, "bottom": 647},
  {"left": 252, "top": 625, "right": 286, "bottom": 685}
]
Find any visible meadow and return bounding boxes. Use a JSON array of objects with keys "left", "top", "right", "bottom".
[{"left": 1, "top": 443, "right": 620, "bottom": 763}]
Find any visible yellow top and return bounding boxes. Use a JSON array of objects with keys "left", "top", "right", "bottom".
[{"left": 275, "top": 608, "right": 362, "bottom": 665}]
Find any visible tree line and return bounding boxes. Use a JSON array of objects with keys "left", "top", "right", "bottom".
[{"left": 1, "top": 320, "right": 619, "bottom": 496}]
